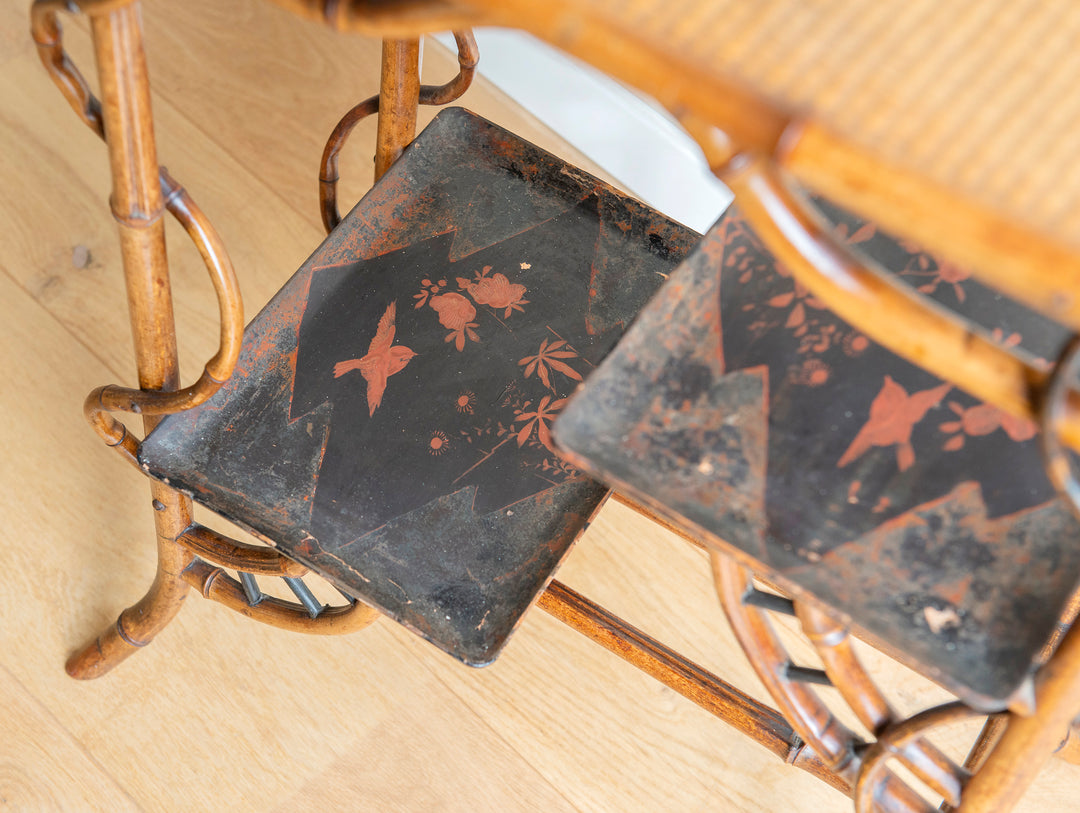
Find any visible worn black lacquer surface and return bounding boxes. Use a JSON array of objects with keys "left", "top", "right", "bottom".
[
  {"left": 555, "top": 201, "right": 1080, "bottom": 708},
  {"left": 138, "top": 109, "right": 696, "bottom": 664}
]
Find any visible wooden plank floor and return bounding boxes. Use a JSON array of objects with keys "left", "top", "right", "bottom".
[{"left": 1, "top": 0, "right": 1076, "bottom": 809}]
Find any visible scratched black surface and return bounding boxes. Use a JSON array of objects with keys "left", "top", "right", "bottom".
[
  {"left": 555, "top": 203, "right": 1080, "bottom": 707},
  {"left": 139, "top": 109, "right": 697, "bottom": 664}
]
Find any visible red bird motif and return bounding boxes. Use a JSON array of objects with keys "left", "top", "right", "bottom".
[
  {"left": 333, "top": 302, "right": 416, "bottom": 416},
  {"left": 838, "top": 376, "right": 951, "bottom": 472}
]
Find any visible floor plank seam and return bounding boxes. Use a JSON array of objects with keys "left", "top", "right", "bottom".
[{"left": 0, "top": 663, "right": 146, "bottom": 811}]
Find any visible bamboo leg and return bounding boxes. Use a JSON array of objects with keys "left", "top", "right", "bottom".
[
  {"left": 65, "top": 1, "right": 193, "bottom": 679},
  {"left": 958, "top": 622, "right": 1080, "bottom": 811},
  {"left": 374, "top": 38, "right": 420, "bottom": 180}
]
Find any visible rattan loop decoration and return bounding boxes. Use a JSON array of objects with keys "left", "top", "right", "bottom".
[
  {"left": 853, "top": 702, "right": 986, "bottom": 813},
  {"left": 82, "top": 169, "right": 244, "bottom": 464},
  {"left": 711, "top": 553, "right": 862, "bottom": 778},
  {"left": 318, "top": 30, "right": 478, "bottom": 233}
]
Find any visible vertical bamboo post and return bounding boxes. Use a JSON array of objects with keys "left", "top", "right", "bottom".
[
  {"left": 959, "top": 622, "right": 1080, "bottom": 811},
  {"left": 65, "top": 0, "right": 193, "bottom": 679},
  {"left": 374, "top": 38, "right": 420, "bottom": 181}
]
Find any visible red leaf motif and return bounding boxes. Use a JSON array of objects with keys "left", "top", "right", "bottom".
[
  {"left": 537, "top": 421, "right": 553, "bottom": 452},
  {"left": 961, "top": 404, "right": 1004, "bottom": 437},
  {"left": 518, "top": 338, "right": 581, "bottom": 390},
  {"left": 849, "top": 223, "right": 876, "bottom": 243},
  {"left": 768, "top": 292, "right": 794, "bottom": 308},
  {"left": 538, "top": 363, "right": 552, "bottom": 390},
  {"left": 546, "top": 358, "right": 583, "bottom": 381},
  {"left": 786, "top": 303, "right": 805, "bottom": 328},
  {"left": 943, "top": 435, "right": 965, "bottom": 451},
  {"left": 516, "top": 421, "right": 533, "bottom": 447}
]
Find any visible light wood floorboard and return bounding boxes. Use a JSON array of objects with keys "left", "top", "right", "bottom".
[{"left": 1, "top": 0, "right": 1077, "bottom": 810}]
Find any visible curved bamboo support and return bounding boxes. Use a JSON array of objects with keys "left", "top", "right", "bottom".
[
  {"left": 711, "top": 553, "right": 860, "bottom": 781},
  {"left": 797, "top": 604, "right": 968, "bottom": 808},
  {"left": 67, "top": 482, "right": 195, "bottom": 679},
  {"left": 854, "top": 702, "right": 986, "bottom": 813},
  {"left": 182, "top": 560, "right": 381, "bottom": 635},
  {"left": 711, "top": 555, "right": 937, "bottom": 811},
  {"left": 319, "top": 30, "right": 478, "bottom": 232},
  {"left": 959, "top": 620, "right": 1080, "bottom": 812},
  {"left": 31, "top": 1, "right": 152, "bottom": 136},
  {"left": 176, "top": 525, "right": 308, "bottom": 578},
  {"left": 319, "top": 96, "right": 379, "bottom": 232},
  {"left": 84, "top": 169, "right": 244, "bottom": 459},
  {"left": 714, "top": 155, "right": 1080, "bottom": 454},
  {"left": 31, "top": 2, "right": 105, "bottom": 136}
]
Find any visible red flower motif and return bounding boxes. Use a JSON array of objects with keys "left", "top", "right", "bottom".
[
  {"left": 791, "top": 358, "right": 830, "bottom": 387},
  {"left": 904, "top": 257, "right": 973, "bottom": 302},
  {"left": 455, "top": 391, "right": 476, "bottom": 414},
  {"left": 833, "top": 222, "right": 876, "bottom": 245},
  {"left": 428, "top": 430, "right": 449, "bottom": 455},
  {"left": 458, "top": 265, "right": 529, "bottom": 317},
  {"left": 412, "top": 277, "right": 447, "bottom": 309},
  {"left": 939, "top": 401, "right": 1037, "bottom": 451},
  {"left": 430, "top": 292, "right": 479, "bottom": 351},
  {"left": 765, "top": 282, "right": 826, "bottom": 334}
]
